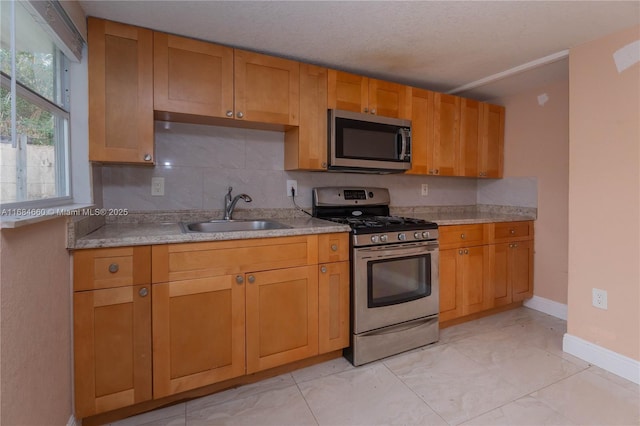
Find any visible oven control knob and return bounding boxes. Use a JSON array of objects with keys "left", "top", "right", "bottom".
[
  {"left": 422, "top": 231, "right": 430, "bottom": 239},
  {"left": 398, "top": 233, "right": 406, "bottom": 241},
  {"left": 379, "top": 234, "right": 388, "bottom": 243},
  {"left": 370, "top": 235, "right": 379, "bottom": 243},
  {"left": 414, "top": 232, "right": 422, "bottom": 239}
]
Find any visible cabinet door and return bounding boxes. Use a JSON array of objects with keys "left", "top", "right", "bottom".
[
  {"left": 511, "top": 240, "right": 534, "bottom": 301},
  {"left": 460, "top": 98, "right": 481, "bottom": 177},
  {"left": 492, "top": 243, "right": 512, "bottom": 307},
  {"left": 246, "top": 266, "right": 318, "bottom": 373},
  {"left": 74, "top": 285, "right": 151, "bottom": 417},
  {"left": 439, "top": 248, "right": 463, "bottom": 322},
  {"left": 285, "top": 64, "right": 328, "bottom": 170},
  {"left": 74, "top": 246, "right": 151, "bottom": 291},
  {"left": 234, "top": 50, "right": 299, "bottom": 126},
  {"left": 407, "top": 88, "right": 434, "bottom": 175},
  {"left": 154, "top": 32, "right": 234, "bottom": 118},
  {"left": 432, "top": 93, "right": 460, "bottom": 176},
  {"left": 152, "top": 276, "right": 246, "bottom": 398},
  {"left": 318, "top": 261, "right": 350, "bottom": 353},
  {"left": 368, "top": 79, "right": 411, "bottom": 119},
  {"left": 461, "top": 246, "right": 489, "bottom": 315},
  {"left": 88, "top": 18, "right": 154, "bottom": 164},
  {"left": 327, "top": 69, "right": 369, "bottom": 113},
  {"left": 480, "top": 103, "right": 504, "bottom": 178}
]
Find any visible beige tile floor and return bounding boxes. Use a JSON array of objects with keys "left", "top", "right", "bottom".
[{"left": 110, "top": 307, "right": 640, "bottom": 426}]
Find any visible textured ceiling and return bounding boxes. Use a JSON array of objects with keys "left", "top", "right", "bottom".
[{"left": 79, "top": 1, "right": 640, "bottom": 100}]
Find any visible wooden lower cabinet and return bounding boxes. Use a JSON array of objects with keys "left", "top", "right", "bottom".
[
  {"left": 318, "top": 261, "right": 350, "bottom": 353},
  {"left": 74, "top": 285, "right": 152, "bottom": 418},
  {"left": 246, "top": 266, "right": 319, "bottom": 373},
  {"left": 439, "top": 222, "right": 534, "bottom": 324},
  {"left": 152, "top": 275, "right": 246, "bottom": 398}
]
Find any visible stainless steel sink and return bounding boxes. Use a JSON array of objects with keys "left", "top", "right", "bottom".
[{"left": 181, "top": 219, "right": 292, "bottom": 233}]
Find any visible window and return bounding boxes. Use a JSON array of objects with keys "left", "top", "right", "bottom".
[{"left": 0, "top": 0, "right": 78, "bottom": 207}]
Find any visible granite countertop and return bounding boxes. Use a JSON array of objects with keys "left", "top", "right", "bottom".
[
  {"left": 71, "top": 216, "right": 350, "bottom": 249},
  {"left": 69, "top": 206, "right": 536, "bottom": 250}
]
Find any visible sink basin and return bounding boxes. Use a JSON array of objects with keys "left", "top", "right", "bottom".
[{"left": 181, "top": 219, "right": 292, "bottom": 233}]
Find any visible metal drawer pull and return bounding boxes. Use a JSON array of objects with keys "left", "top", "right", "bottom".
[
  {"left": 320, "top": 266, "right": 327, "bottom": 273},
  {"left": 510, "top": 229, "right": 515, "bottom": 235},
  {"left": 235, "top": 275, "right": 244, "bottom": 284},
  {"left": 459, "top": 250, "right": 464, "bottom": 255},
  {"left": 331, "top": 244, "right": 338, "bottom": 251},
  {"left": 108, "top": 263, "right": 119, "bottom": 273},
  {"left": 460, "top": 234, "right": 465, "bottom": 239},
  {"left": 464, "top": 249, "right": 469, "bottom": 254},
  {"left": 248, "top": 275, "right": 255, "bottom": 284},
  {"left": 139, "top": 287, "right": 148, "bottom": 297}
]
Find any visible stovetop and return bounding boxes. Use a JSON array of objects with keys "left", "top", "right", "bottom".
[{"left": 322, "top": 215, "right": 438, "bottom": 235}]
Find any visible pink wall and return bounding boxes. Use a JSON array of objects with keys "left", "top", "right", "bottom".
[
  {"left": 491, "top": 78, "right": 570, "bottom": 304},
  {"left": 568, "top": 25, "right": 640, "bottom": 360},
  {"left": 0, "top": 218, "right": 73, "bottom": 425}
]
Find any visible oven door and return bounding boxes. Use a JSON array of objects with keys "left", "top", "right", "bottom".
[{"left": 353, "top": 241, "right": 439, "bottom": 334}]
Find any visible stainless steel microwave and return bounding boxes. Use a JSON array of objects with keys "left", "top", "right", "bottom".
[{"left": 328, "top": 109, "right": 412, "bottom": 173}]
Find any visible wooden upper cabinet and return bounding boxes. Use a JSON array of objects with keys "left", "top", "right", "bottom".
[
  {"left": 234, "top": 50, "right": 299, "bottom": 126},
  {"left": 480, "top": 103, "right": 505, "bottom": 178},
  {"left": 327, "top": 70, "right": 411, "bottom": 119},
  {"left": 88, "top": 18, "right": 154, "bottom": 164},
  {"left": 154, "top": 32, "right": 234, "bottom": 118},
  {"left": 327, "top": 70, "right": 368, "bottom": 113},
  {"left": 459, "top": 98, "right": 481, "bottom": 177},
  {"left": 407, "top": 88, "right": 434, "bottom": 175},
  {"left": 285, "top": 64, "right": 328, "bottom": 170},
  {"left": 432, "top": 93, "right": 461, "bottom": 176}
]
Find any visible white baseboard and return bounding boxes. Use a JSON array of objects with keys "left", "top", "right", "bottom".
[
  {"left": 523, "top": 295, "right": 568, "bottom": 320},
  {"left": 563, "top": 333, "right": 640, "bottom": 385},
  {"left": 67, "top": 414, "right": 79, "bottom": 426}
]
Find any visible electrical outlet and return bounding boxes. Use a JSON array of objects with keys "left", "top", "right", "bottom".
[
  {"left": 151, "top": 177, "right": 165, "bottom": 196},
  {"left": 286, "top": 180, "right": 298, "bottom": 197},
  {"left": 592, "top": 288, "right": 608, "bottom": 310},
  {"left": 421, "top": 184, "right": 429, "bottom": 196}
]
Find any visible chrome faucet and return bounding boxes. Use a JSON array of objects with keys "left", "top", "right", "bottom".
[{"left": 224, "top": 186, "right": 252, "bottom": 220}]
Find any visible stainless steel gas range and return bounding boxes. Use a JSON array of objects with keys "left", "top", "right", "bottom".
[{"left": 312, "top": 187, "right": 439, "bottom": 366}]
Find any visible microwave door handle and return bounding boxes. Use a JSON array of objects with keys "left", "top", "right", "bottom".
[{"left": 398, "top": 129, "right": 407, "bottom": 160}]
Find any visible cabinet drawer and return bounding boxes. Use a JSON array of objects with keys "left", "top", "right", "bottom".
[
  {"left": 318, "top": 233, "right": 350, "bottom": 263},
  {"left": 439, "top": 224, "right": 487, "bottom": 249},
  {"left": 493, "top": 221, "right": 533, "bottom": 242},
  {"left": 152, "top": 235, "right": 319, "bottom": 283},
  {"left": 74, "top": 246, "right": 151, "bottom": 291}
]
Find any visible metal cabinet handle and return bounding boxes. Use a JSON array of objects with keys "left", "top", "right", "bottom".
[
  {"left": 143, "top": 153, "right": 152, "bottom": 162},
  {"left": 435, "top": 169, "right": 440, "bottom": 175},
  {"left": 331, "top": 244, "right": 338, "bottom": 252},
  {"left": 226, "top": 110, "right": 233, "bottom": 117},
  {"left": 428, "top": 169, "right": 434, "bottom": 175},
  {"left": 321, "top": 162, "right": 327, "bottom": 168},
  {"left": 460, "top": 234, "right": 466, "bottom": 239},
  {"left": 364, "top": 107, "right": 369, "bottom": 113},
  {"left": 108, "top": 263, "right": 119, "bottom": 273},
  {"left": 510, "top": 229, "right": 515, "bottom": 235},
  {"left": 248, "top": 275, "right": 255, "bottom": 284},
  {"left": 459, "top": 250, "right": 464, "bottom": 255},
  {"left": 464, "top": 249, "right": 469, "bottom": 254},
  {"left": 139, "top": 287, "right": 148, "bottom": 297},
  {"left": 236, "top": 112, "right": 244, "bottom": 119},
  {"left": 235, "top": 275, "right": 244, "bottom": 284},
  {"left": 320, "top": 265, "right": 327, "bottom": 273},
  {"left": 514, "top": 243, "right": 518, "bottom": 248},
  {"left": 370, "top": 109, "right": 376, "bottom": 114}
]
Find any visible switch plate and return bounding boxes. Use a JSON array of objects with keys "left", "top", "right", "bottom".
[
  {"left": 286, "top": 180, "right": 298, "bottom": 197},
  {"left": 151, "top": 177, "right": 165, "bottom": 196},
  {"left": 592, "top": 288, "right": 608, "bottom": 310},
  {"left": 421, "top": 184, "right": 429, "bottom": 196}
]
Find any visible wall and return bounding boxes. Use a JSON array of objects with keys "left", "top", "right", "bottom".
[
  {"left": 568, "top": 25, "right": 640, "bottom": 361},
  {"left": 488, "top": 79, "right": 570, "bottom": 305},
  {"left": 101, "top": 122, "right": 482, "bottom": 211},
  {"left": 0, "top": 218, "right": 73, "bottom": 425}
]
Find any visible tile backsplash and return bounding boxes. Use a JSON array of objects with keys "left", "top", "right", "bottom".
[{"left": 99, "top": 122, "right": 535, "bottom": 212}]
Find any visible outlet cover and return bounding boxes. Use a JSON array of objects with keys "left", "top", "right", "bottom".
[
  {"left": 592, "top": 288, "right": 608, "bottom": 310},
  {"left": 421, "top": 184, "right": 429, "bottom": 196},
  {"left": 151, "top": 177, "right": 165, "bottom": 196},
  {"left": 286, "top": 180, "right": 298, "bottom": 197}
]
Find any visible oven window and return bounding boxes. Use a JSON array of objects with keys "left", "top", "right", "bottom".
[{"left": 367, "top": 254, "right": 431, "bottom": 308}]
